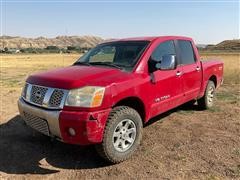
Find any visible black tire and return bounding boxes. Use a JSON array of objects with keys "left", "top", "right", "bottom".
[
  {"left": 95, "top": 106, "right": 143, "bottom": 163},
  {"left": 198, "top": 80, "right": 216, "bottom": 109}
]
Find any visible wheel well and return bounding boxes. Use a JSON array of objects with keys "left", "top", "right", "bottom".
[
  {"left": 209, "top": 75, "right": 217, "bottom": 87},
  {"left": 113, "top": 97, "right": 145, "bottom": 122}
]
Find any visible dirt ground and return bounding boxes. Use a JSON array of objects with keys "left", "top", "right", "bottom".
[{"left": 0, "top": 53, "right": 239, "bottom": 179}]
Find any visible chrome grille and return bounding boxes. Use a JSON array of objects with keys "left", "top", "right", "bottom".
[
  {"left": 22, "top": 83, "right": 68, "bottom": 109},
  {"left": 23, "top": 112, "right": 50, "bottom": 136},
  {"left": 30, "top": 85, "right": 48, "bottom": 105},
  {"left": 49, "top": 89, "right": 64, "bottom": 107}
]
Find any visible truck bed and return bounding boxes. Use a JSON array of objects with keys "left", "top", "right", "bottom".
[{"left": 199, "top": 60, "right": 224, "bottom": 97}]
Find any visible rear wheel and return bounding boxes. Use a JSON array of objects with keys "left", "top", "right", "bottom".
[
  {"left": 95, "top": 106, "right": 142, "bottom": 163},
  {"left": 198, "top": 80, "right": 215, "bottom": 109}
]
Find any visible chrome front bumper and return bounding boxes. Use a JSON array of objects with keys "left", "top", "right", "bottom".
[{"left": 18, "top": 98, "right": 62, "bottom": 139}]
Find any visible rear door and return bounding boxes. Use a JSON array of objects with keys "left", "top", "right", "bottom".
[
  {"left": 149, "top": 40, "right": 184, "bottom": 117},
  {"left": 177, "top": 40, "right": 202, "bottom": 101}
]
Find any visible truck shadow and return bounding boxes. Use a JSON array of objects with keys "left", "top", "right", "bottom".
[
  {"left": 145, "top": 101, "right": 202, "bottom": 127},
  {"left": 0, "top": 103, "right": 200, "bottom": 175},
  {"left": 0, "top": 115, "right": 110, "bottom": 175}
]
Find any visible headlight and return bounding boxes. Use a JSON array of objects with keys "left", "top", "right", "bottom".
[
  {"left": 65, "top": 86, "right": 105, "bottom": 107},
  {"left": 21, "top": 83, "right": 28, "bottom": 98}
]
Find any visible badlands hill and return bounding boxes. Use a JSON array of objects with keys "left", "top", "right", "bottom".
[
  {"left": 0, "top": 35, "right": 104, "bottom": 49},
  {"left": 205, "top": 39, "right": 240, "bottom": 51},
  {"left": 1, "top": 36, "right": 239, "bottom": 51}
]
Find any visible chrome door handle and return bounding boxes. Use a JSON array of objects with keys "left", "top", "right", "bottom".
[
  {"left": 196, "top": 67, "right": 200, "bottom": 71},
  {"left": 176, "top": 71, "right": 182, "bottom": 76}
]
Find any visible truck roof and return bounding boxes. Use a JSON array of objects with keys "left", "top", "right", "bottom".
[{"left": 104, "top": 36, "right": 193, "bottom": 43}]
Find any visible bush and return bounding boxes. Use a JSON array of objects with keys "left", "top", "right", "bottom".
[
  {"left": 45, "top": 46, "right": 59, "bottom": 50},
  {"left": 67, "top": 46, "right": 78, "bottom": 51}
]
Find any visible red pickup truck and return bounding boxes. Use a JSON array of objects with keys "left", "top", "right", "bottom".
[{"left": 18, "top": 36, "right": 223, "bottom": 163}]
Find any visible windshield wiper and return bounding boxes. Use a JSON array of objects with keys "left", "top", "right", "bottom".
[
  {"left": 73, "top": 61, "right": 91, "bottom": 66},
  {"left": 89, "top": 62, "right": 123, "bottom": 70}
]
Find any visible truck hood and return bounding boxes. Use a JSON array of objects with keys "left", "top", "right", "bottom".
[{"left": 27, "top": 65, "right": 132, "bottom": 89}]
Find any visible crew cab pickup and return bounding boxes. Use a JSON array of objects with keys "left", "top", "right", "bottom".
[{"left": 18, "top": 36, "right": 223, "bottom": 163}]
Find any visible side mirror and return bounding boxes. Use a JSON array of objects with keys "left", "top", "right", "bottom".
[
  {"left": 148, "top": 55, "right": 176, "bottom": 73},
  {"left": 159, "top": 55, "right": 176, "bottom": 70}
]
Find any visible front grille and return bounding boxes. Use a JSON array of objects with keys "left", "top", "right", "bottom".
[
  {"left": 30, "top": 85, "right": 48, "bottom": 105},
  {"left": 22, "top": 83, "right": 68, "bottom": 109},
  {"left": 23, "top": 112, "right": 50, "bottom": 136},
  {"left": 49, "top": 89, "right": 64, "bottom": 107}
]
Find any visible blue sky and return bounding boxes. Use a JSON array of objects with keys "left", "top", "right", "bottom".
[{"left": 1, "top": 0, "right": 239, "bottom": 44}]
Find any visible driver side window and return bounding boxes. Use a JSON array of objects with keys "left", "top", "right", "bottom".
[{"left": 151, "top": 40, "right": 176, "bottom": 62}]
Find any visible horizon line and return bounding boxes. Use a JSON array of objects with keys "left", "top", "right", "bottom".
[{"left": 1, "top": 34, "right": 239, "bottom": 45}]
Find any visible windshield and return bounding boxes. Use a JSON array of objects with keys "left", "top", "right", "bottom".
[{"left": 74, "top": 41, "right": 150, "bottom": 71}]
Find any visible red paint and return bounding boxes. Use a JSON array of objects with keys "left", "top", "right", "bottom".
[
  {"left": 26, "top": 36, "right": 223, "bottom": 145},
  {"left": 59, "top": 108, "right": 111, "bottom": 145}
]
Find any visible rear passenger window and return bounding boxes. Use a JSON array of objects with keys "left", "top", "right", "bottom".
[
  {"left": 151, "top": 40, "right": 176, "bottom": 62},
  {"left": 178, "top": 40, "right": 195, "bottom": 65}
]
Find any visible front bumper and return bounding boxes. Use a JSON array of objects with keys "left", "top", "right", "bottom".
[{"left": 18, "top": 98, "right": 111, "bottom": 145}]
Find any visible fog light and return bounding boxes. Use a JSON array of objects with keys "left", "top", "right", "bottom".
[{"left": 68, "top": 128, "right": 76, "bottom": 136}]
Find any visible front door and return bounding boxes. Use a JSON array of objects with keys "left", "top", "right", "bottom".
[{"left": 148, "top": 40, "right": 184, "bottom": 117}]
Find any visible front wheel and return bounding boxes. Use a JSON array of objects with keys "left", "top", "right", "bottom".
[
  {"left": 198, "top": 80, "right": 216, "bottom": 109},
  {"left": 95, "top": 106, "right": 143, "bottom": 163}
]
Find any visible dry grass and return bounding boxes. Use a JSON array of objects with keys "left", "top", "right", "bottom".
[
  {"left": 200, "top": 52, "right": 240, "bottom": 84},
  {"left": 1, "top": 54, "right": 79, "bottom": 88}
]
